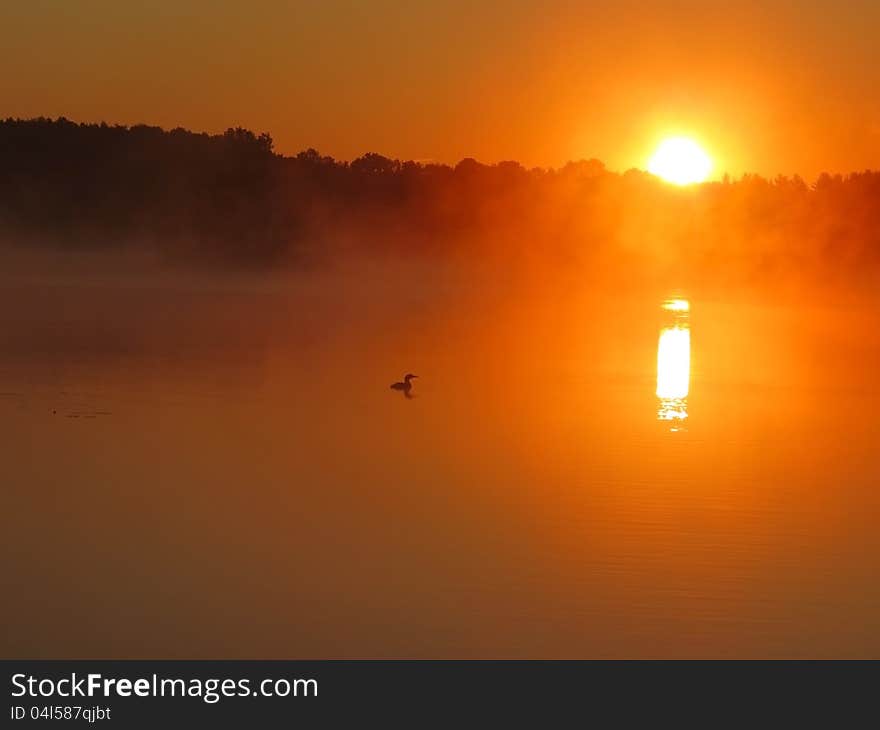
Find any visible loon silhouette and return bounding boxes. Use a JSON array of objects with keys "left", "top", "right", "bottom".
[{"left": 390, "top": 373, "right": 418, "bottom": 399}]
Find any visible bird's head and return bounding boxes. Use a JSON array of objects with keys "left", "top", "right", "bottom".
[{"left": 404, "top": 373, "right": 418, "bottom": 381}]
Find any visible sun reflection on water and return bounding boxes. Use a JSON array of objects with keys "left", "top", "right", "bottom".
[{"left": 657, "top": 298, "right": 690, "bottom": 430}]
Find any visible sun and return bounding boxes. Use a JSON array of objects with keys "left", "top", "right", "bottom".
[{"left": 647, "top": 137, "right": 712, "bottom": 185}]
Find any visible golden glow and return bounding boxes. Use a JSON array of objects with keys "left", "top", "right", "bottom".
[{"left": 647, "top": 137, "right": 712, "bottom": 185}]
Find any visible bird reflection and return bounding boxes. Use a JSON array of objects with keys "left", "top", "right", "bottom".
[{"left": 390, "top": 373, "right": 418, "bottom": 399}]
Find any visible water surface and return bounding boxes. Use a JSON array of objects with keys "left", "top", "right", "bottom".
[{"left": 2, "top": 263, "right": 879, "bottom": 658}]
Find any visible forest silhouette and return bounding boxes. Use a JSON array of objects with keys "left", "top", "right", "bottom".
[{"left": 1, "top": 117, "right": 878, "bottom": 290}]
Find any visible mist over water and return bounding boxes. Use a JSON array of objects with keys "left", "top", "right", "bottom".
[{"left": 2, "top": 240, "right": 879, "bottom": 659}]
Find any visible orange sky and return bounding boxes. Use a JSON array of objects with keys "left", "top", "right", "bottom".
[{"left": 2, "top": 1, "right": 878, "bottom": 178}]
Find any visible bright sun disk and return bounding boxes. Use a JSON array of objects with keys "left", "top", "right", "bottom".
[{"left": 647, "top": 137, "right": 712, "bottom": 185}]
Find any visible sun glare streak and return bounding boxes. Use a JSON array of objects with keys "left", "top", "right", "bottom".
[
  {"left": 647, "top": 137, "right": 712, "bottom": 185},
  {"left": 656, "top": 298, "right": 691, "bottom": 428},
  {"left": 662, "top": 299, "right": 690, "bottom": 313},
  {"left": 656, "top": 327, "right": 690, "bottom": 399}
]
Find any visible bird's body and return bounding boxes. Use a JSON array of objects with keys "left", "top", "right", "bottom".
[{"left": 390, "top": 373, "right": 418, "bottom": 398}]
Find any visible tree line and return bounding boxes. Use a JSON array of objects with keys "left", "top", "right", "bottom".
[{"left": 1, "top": 117, "right": 878, "bottom": 276}]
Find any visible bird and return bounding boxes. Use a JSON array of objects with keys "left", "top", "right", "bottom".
[{"left": 390, "top": 373, "right": 418, "bottom": 399}]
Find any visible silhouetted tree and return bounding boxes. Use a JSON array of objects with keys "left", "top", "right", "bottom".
[{"left": 0, "top": 116, "right": 878, "bottom": 280}]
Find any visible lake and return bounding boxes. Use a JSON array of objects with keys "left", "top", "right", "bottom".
[{"left": 2, "top": 258, "right": 879, "bottom": 658}]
